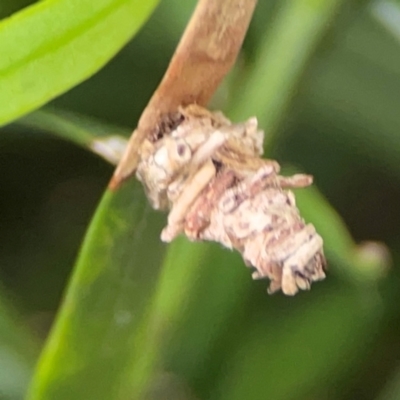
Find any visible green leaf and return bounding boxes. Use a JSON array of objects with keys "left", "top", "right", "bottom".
[
  {"left": 124, "top": 239, "right": 251, "bottom": 398},
  {"left": 27, "top": 182, "right": 166, "bottom": 400},
  {"left": 377, "top": 366, "right": 400, "bottom": 400},
  {"left": 0, "top": 284, "right": 39, "bottom": 400},
  {"left": 0, "top": 0, "right": 159, "bottom": 127},
  {"left": 18, "top": 108, "right": 129, "bottom": 164}
]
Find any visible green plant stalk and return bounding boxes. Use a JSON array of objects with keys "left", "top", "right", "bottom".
[
  {"left": 18, "top": 109, "right": 129, "bottom": 164},
  {"left": 228, "top": 0, "right": 344, "bottom": 150},
  {"left": 19, "top": 109, "right": 126, "bottom": 146}
]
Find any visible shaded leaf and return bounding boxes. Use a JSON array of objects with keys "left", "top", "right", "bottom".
[
  {"left": 0, "top": 285, "right": 39, "bottom": 400},
  {"left": 295, "top": 3, "right": 400, "bottom": 179},
  {"left": 377, "top": 366, "right": 400, "bottom": 400},
  {"left": 125, "top": 239, "right": 251, "bottom": 398},
  {"left": 27, "top": 182, "right": 166, "bottom": 400},
  {"left": 293, "top": 177, "right": 389, "bottom": 283},
  {"left": 228, "top": 0, "right": 345, "bottom": 149},
  {"left": 214, "top": 285, "right": 382, "bottom": 400}
]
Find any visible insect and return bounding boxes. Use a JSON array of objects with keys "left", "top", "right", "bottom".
[{"left": 134, "top": 104, "right": 326, "bottom": 295}]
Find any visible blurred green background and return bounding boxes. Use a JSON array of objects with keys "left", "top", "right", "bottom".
[{"left": 2, "top": 0, "right": 400, "bottom": 399}]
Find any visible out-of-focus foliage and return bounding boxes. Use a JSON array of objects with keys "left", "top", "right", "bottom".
[{"left": 1, "top": 0, "right": 400, "bottom": 399}]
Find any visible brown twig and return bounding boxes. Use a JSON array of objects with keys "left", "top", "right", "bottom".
[{"left": 110, "top": 0, "right": 258, "bottom": 189}]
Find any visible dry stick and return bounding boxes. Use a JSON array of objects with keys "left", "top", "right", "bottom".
[{"left": 110, "top": 0, "right": 258, "bottom": 189}]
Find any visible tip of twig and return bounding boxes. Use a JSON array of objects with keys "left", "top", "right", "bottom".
[{"left": 108, "top": 175, "right": 122, "bottom": 191}]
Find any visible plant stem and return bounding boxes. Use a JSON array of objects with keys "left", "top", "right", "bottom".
[{"left": 111, "top": 0, "right": 258, "bottom": 188}]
